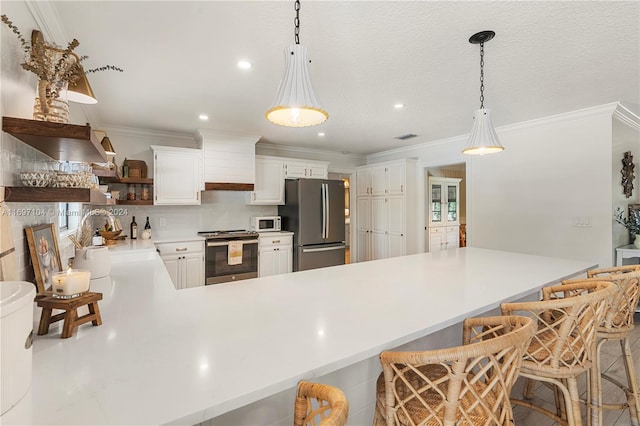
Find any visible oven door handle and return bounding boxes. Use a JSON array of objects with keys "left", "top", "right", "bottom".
[{"left": 206, "top": 239, "right": 259, "bottom": 247}]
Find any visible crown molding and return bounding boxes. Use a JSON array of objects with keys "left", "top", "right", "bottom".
[
  {"left": 257, "top": 142, "right": 366, "bottom": 163},
  {"left": 194, "top": 129, "right": 260, "bottom": 145},
  {"left": 100, "top": 125, "right": 196, "bottom": 143},
  {"left": 25, "top": 1, "right": 67, "bottom": 46},
  {"left": 612, "top": 102, "right": 640, "bottom": 131},
  {"left": 368, "top": 102, "right": 626, "bottom": 161}
]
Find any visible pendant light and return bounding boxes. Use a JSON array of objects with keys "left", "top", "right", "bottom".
[
  {"left": 265, "top": 0, "right": 328, "bottom": 127},
  {"left": 462, "top": 30, "right": 504, "bottom": 155}
]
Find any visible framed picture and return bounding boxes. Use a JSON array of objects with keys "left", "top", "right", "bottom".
[{"left": 25, "top": 223, "right": 62, "bottom": 293}]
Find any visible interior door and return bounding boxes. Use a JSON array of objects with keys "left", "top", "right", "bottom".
[{"left": 324, "top": 180, "right": 346, "bottom": 243}]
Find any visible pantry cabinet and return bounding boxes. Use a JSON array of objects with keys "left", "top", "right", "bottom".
[
  {"left": 356, "top": 159, "right": 416, "bottom": 262},
  {"left": 428, "top": 177, "right": 461, "bottom": 252},
  {"left": 249, "top": 156, "right": 285, "bottom": 205},
  {"left": 258, "top": 232, "right": 293, "bottom": 277},
  {"left": 151, "top": 145, "right": 202, "bottom": 205},
  {"left": 156, "top": 240, "right": 204, "bottom": 289}
]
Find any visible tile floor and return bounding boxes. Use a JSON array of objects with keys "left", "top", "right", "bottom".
[{"left": 511, "top": 312, "right": 640, "bottom": 425}]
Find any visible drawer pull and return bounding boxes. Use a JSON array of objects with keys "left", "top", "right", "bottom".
[
  {"left": 272, "top": 240, "right": 281, "bottom": 244},
  {"left": 176, "top": 248, "right": 188, "bottom": 252}
]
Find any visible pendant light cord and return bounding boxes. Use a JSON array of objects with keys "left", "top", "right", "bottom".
[
  {"left": 479, "top": 41, "right": 485, "bottom": 109},
  {"left": 294, "top": 0, "right": 301, "bottom": 45}
]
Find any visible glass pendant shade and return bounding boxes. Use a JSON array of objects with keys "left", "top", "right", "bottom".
[
  {"left": 265, "top": 44, "right": 328, "bottom": 127},
  {"left": 462, "top": 108, "right": 504, "bottom": 155}
]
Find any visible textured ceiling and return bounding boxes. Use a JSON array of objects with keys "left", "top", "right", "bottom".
[{"left": 49, "top": 1, "right": 639, "bottom": 155}]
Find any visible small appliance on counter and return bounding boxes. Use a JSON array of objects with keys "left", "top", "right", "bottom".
[
  {"left": 1, "top": 281, "right": 36, "bottom": 415},
  {"left": 251, "top": 216, "right": 281, "bottom": 232}
]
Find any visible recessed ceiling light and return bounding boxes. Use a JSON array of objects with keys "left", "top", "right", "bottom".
[
  {"left": 318, "top": 132, "right": 325, "bottom": 137},
  {"left": 394, "top": 103, "right": 405, "bottom": 109},
  {"left": 199, "top": 114, "right": 209, "bottom": 121},
  {"left": 237, "top": 60, "right": 252, "bottom": 69}
]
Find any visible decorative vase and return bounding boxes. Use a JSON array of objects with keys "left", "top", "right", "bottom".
[
  {"left": 634, "top": 235, "right": 640, "bottom": 249},
  {"left": 32, "top": 80, "right": 70, "bottom": 123}
]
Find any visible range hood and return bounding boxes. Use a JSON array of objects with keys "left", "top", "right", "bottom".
[{"left": 195, "top": 129, "right": 260, "bottom": 191}]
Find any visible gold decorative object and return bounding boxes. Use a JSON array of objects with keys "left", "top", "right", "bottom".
[{"left": 1, "top": 15, "right": 122, "bottom": 122}]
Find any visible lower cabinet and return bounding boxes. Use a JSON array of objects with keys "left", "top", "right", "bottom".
[
  {"left": 156, "top": 240, "right": 204, "bottom": 289},
  {"left": 429, "top": 226, "right": 460, "bottom": 252},
  {"left": 258, "top": 233, "right": 293, "bottom": 277}
]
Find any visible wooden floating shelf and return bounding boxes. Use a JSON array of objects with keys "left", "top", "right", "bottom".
[
  {"left": 4, "top": 187, "right": 107, "bottom": 204},
  {"left": 115, "top": 199, "right": 153, "bottom": 205},
  {"left": 205, "top": 182, "right": 254, "bottom": 191},
  {"left": 2, "top": 117, "right": 107, "bottom": 163},
  {"left": 101, "top": 176, "right": 153, "bottom": 185}
]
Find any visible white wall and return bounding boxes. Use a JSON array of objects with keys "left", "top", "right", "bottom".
[
  {"left": 0, "top": 1, "right": 94, "bottom": 281},
  {"left": 364, "top": 104, "right": 637, "bottom": 269}
]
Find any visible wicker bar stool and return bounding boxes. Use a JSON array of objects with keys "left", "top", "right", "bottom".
[
  {"left": 294, "top": 380, "right": 349, "bottom": 426},
  {"left": 373, "top": 315, "right": 536, "bottom": 426},
  {"left": 501, "top": 280, "right": 617, "bottom": 426},
  {"left": 578, "top": 265, "right": 640, "bottom": 425}
]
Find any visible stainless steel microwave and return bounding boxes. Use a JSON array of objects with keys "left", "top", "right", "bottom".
[{"left": 251, "top": 216, "right": 281, "bottom": 232}]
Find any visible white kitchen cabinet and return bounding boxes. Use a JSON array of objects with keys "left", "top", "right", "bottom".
[
  {"left": 249, "top": 156, "right": 285, "bottom": 205},
  {"left": 283, "top": 159, "right": 328, "bottom": 179},
  {"left": 151, "top": 145, "right": 202, "bottom": 205},
  {"left": 428, "top": 177, "right": 461, "bottom": 252},
  {"left": 429, "top": 177, "right": 461, "bottom": 227},
  {"left": 357, "top": 161, "right": 409, "bottom": 196},
  {"left": 428, "top": 226, "right": 460, "bottom": 252},
  {"left": 355, "top": 159, "right": 416, "bottom": 262},
  {"left": 156, "top": 240, "right": 204, "bottom": 289},
  {"left": 258, "top": 233, "right": 293, "bottom": 277}
]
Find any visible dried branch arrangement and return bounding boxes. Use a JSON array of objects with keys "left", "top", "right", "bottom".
[{"left": 1, "top": 14, "right": 123, "bottom": 102}]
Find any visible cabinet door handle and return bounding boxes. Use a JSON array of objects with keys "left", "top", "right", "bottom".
[
  {"left": 400, "top": 184, "right": 403, "bottom": 193},
  {"left": 176, "top": 248, "right": 188, "bottom": 252},
  {"left": 253, "top": 193, "right": 256, "bottom": 201}
]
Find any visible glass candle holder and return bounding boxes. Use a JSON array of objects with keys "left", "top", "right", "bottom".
[{"left": 52, "top": 269, "right": 91, "bottom": 299}]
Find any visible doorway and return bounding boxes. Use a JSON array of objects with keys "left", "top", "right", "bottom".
[
  {"left": 425, "top": 163, "right": 467, "bottom": 252},
  {"left": 328, "top": 172, "right": 352, "bottom": 264}
]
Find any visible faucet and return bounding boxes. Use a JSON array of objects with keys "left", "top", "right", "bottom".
[{"left": 76, "top": 208, "right": 119, "bottom": 247}]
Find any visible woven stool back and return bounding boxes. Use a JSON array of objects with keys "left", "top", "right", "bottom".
[
  {"left": 584, "top": 265, "right": 640, "bottom": 333},
  {"left": 500, "top": 281, "right": 616, "bottom": 375},
  {"left": 378, "top": 315, "right": 535, "bottom": 426},
  {"left": 294, "top": 380, "right": 349, "bottom": 426}
]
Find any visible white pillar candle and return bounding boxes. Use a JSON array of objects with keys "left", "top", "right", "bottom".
[{"left": 52, "top": 269, "right": 91, "bottom": 298}]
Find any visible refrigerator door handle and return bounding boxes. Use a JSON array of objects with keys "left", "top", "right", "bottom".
[
  {"left": 321, "top": 183, "right": 327, "bottom": 239},
  {"left": 325, "top": 183, "right": 330, "bottom": 238},
  {"left": 302, "top": 245, "right": 346, "bottom": 253}
]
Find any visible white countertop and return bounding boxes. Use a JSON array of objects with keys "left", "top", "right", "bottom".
[{"left": 2, "top": 247, "right": 596, "bottom": 425}]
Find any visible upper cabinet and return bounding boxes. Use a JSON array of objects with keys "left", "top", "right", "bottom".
[
  {"left": 248, "top": 155, "right": 330, "bottom": 205},
  {"left": 151, "top": 145, "right": 202, "bottom": 205},
  {"left": 283, "top": 159, "right": 328, "bottom": 179},
  {"left": 428, "top": 177, "right": 461, "bottom": 227},
  {"left": 249, "top": 156, "right": 286, "bottom": 205},
  {"left": 196, "top": 129, "right": 259, "bottom": 190},
  {"left": 357, "top": 161, "right": 408, "bottom": 196},
  {"left": 2, "top": 117, "right": 107, "bottom": 163}
]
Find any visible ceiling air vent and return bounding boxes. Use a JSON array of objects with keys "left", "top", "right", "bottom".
[{"left": 394, "top": 133, "right": 418, "bottom": 141}]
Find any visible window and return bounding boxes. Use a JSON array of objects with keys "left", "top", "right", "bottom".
[{"left": 57, "top": 202, "right": 81, "bottom": 237}]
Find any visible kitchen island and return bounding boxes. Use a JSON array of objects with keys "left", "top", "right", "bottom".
[{"left": 2, "top": 246, "right": 596, "bottom": 425}]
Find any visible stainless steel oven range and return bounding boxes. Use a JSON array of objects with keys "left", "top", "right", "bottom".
[{"left": 197, "top": 230, "right": 259, "bottom": 284}]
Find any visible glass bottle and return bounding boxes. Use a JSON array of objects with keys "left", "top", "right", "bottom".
[
  {"left": 144, "top": 217, "right": 151, "bottom": 231},
  {"left": 130, "top": 216, "right": 138, "bottom": 240}
]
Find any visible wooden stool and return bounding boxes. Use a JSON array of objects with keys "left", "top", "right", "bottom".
[{"left": 36, "top": 292, "right": 103, "bottom": 339}]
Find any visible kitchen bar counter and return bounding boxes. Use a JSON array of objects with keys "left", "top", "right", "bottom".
[{"left": 2, "top": 247, "right": 596, "bottom": 425}]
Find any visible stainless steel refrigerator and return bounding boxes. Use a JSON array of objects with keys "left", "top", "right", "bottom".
[{"left": 279, "top": 179, "right": 346, "bottom": 271}]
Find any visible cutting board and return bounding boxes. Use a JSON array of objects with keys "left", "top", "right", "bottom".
[{"left": 0, "top": 188, "right": 19, "bottom": 281}]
